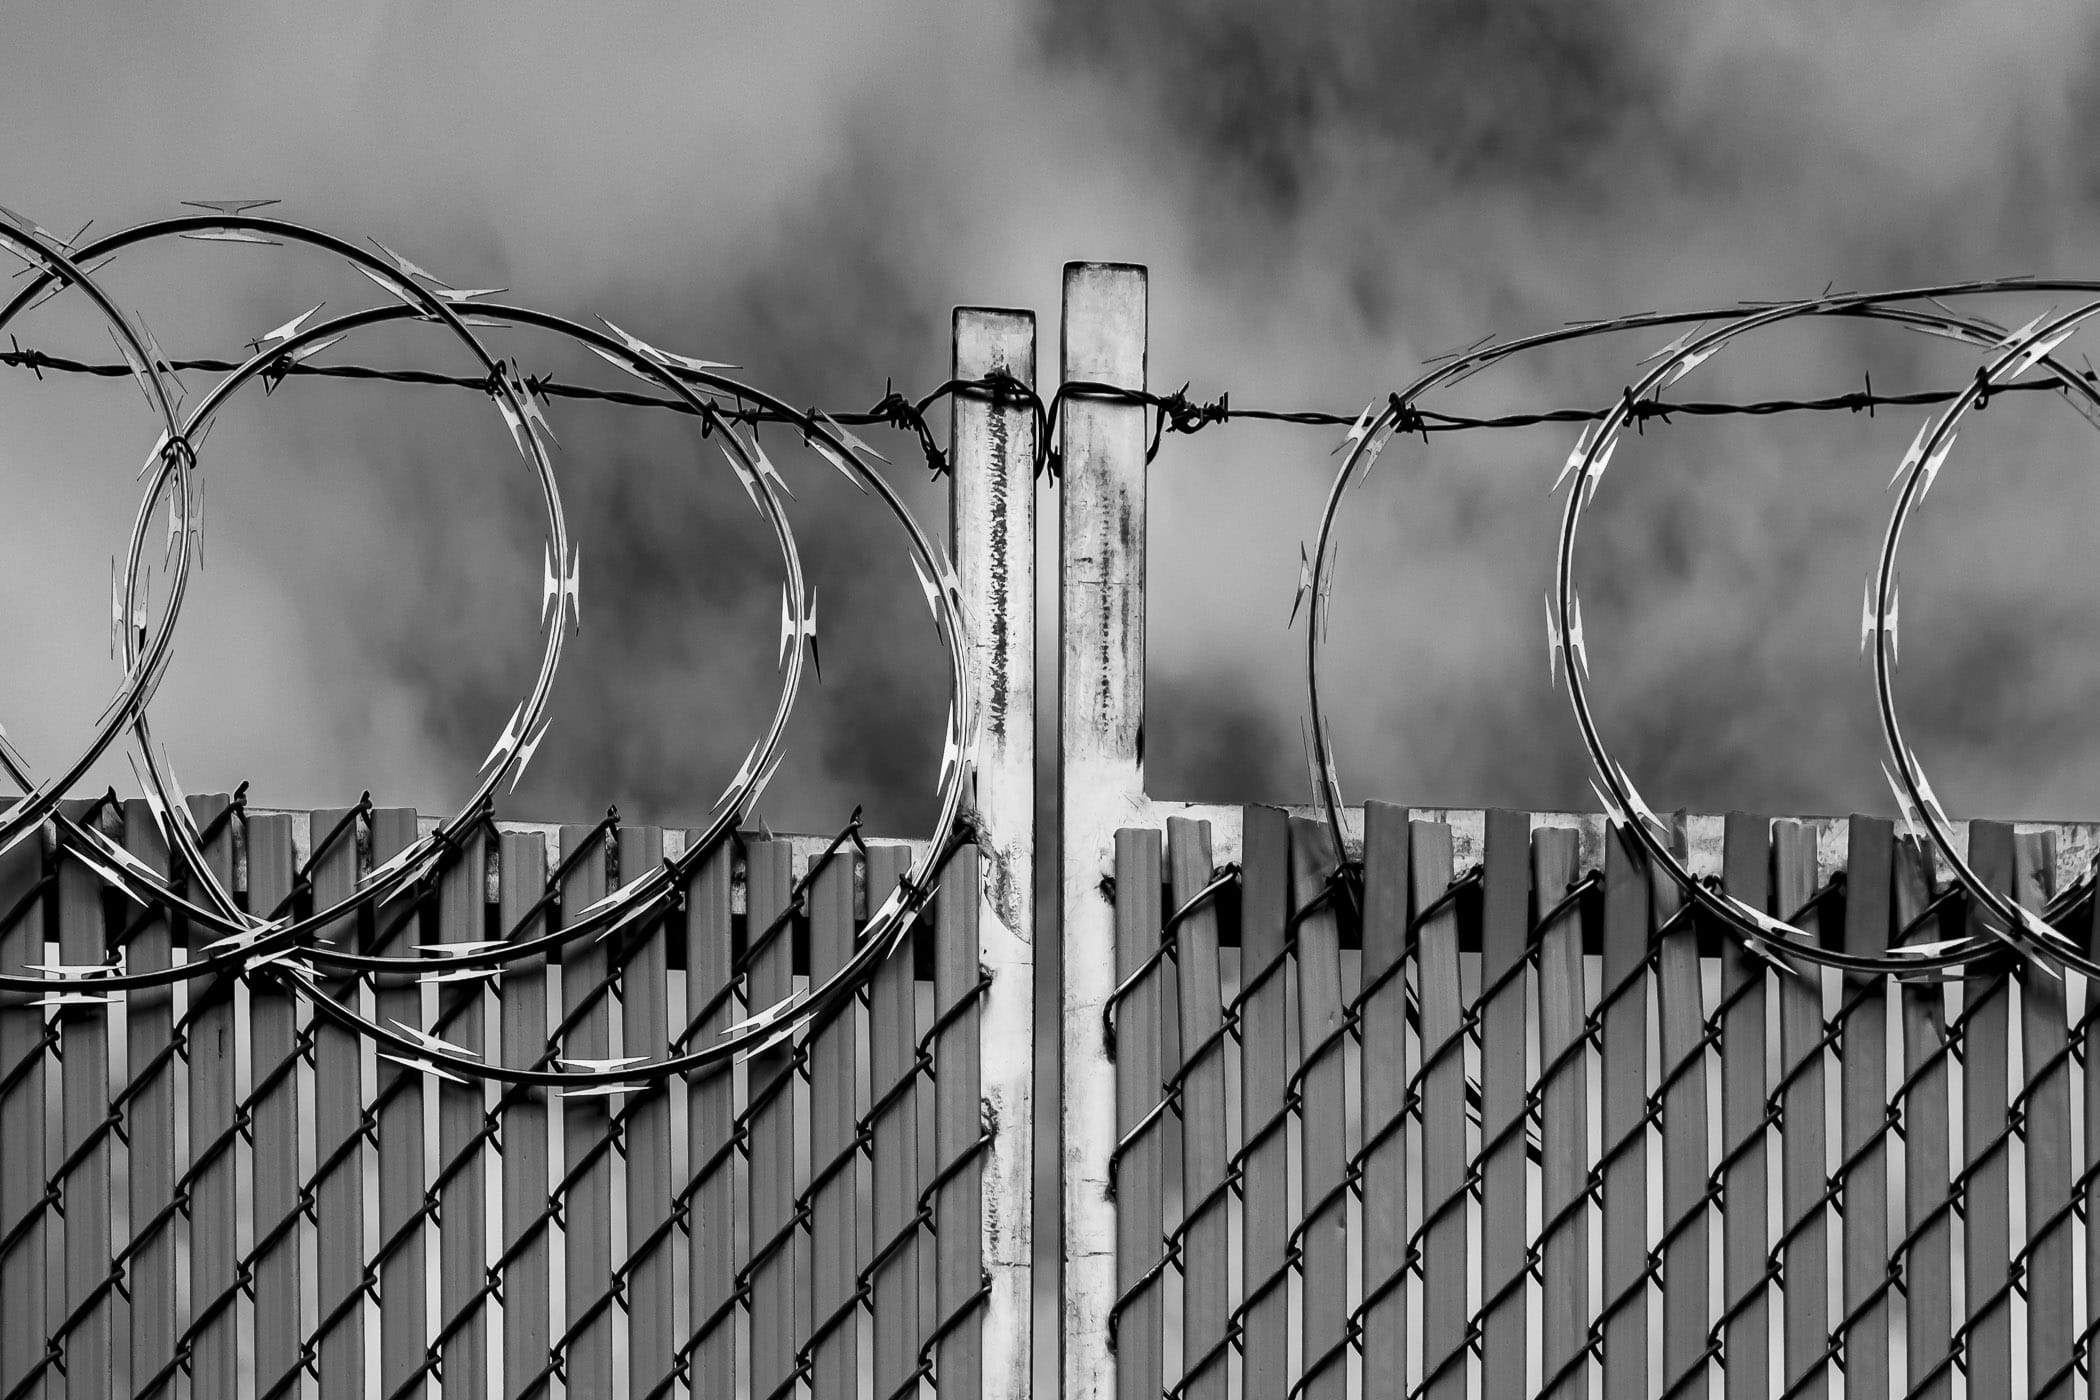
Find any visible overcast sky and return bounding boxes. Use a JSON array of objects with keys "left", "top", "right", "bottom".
[{"left": 6, "top": 2, "right": 2100, "bottom": 836}]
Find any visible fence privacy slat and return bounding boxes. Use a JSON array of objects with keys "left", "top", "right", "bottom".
[
  {"left": 1238, "top": 806, "right": 1290, "bottom": 1400},
  {"left": 935, "top": 843, "right": 986, "bottom": 1400},
  {"left": 1963, "top": 821, "right": 2015, "bottom": 1400},
  {"left": 57, "top": 802, "right": 113, "bottom": 1394},
  {"left": 620, "top": 827, "right": 675, "bottom": 1400},
  {"left": 1357, "top": 802, "right": 1409, "bottom": 1400},
  {"left": 1412, "top": 818, "right": 1466, "bottom": 1400},
  {"left": 434, "top": 821, "right": 488, "bottom": 1400},
  {"left": 683, "top": 834, "right": 736, "bottom": 1399},
  {"left": 1653, "top": 812, "right": 1709, "bottom": 1398},
  {"left": 122, "top": 800, "right": 177, "bottom": 1395},
  {"left": 1288, "top": 816, "right": 1348, "bottom": 1400},
  {"left": 1599, "top": 821, "right": 1650, "bottom": 1400},
  {"left": 808, "top": 840, "right": 857, "bottom": 1400},
  {"left": 866, "top": 843, "right": 921, "bottom": 1400},
  {"left": 2083, "top": 856, "right": 2100, "bottom": 1400},
  {"left": 2013, "top": 831, "right": 2074, "bottom": 1399},
  {"left": 1719, "top": 812, "right": 1770, "bottom": 1400},
  {"left": 0, "top": 817, "right": 46, "bottom": 1399},
  {"left": 1477, "top": 809, "right": 1528, "bottom": 1400},
  {"left": 2088, "top": 873, "right": 2100, "bottom": 1400},
  {"left": 1838, "top": 816, "right": 1892, "bottom": 1400},
  {"left": 1894, "top": 833, "right": 1953, "bottom": 1400},
  {"left": 311, "top": 805, "right": 368, "bottom": 1399},
  {"left": 1112, "top": 830, "right": 1163, "bottom": 1400},
  {"left": 1772, "top": 819, "right": 1829, "bottom": 1400},
  {"left": 246, "top": 814, "right": 302, "bottom": 1400},
  {"left": 744, "top": 837, "right": 797, "bottom": 1400},
  {"left": 1533, "top": 823, "right": 1585, "bottom": 1400},
  {"left": 1165, "top": 817, "right": 1227, "bottom": 1400},
  {"left": 498, "top": 831, "right": 551, "bottom": 1400},
  {"left": 369, "top": 806, "right": 426, "bottom": 1400},
  {"left": 557, "top": 824, "right": 612, "bottom": 1398},
  {"left": 183, "top": 794, "right": 239, "bottom": 1400}
]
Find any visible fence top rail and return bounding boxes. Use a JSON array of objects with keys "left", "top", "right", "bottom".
[{"left": 1140, "top": 798, "right": 2100, "bottom": 894}]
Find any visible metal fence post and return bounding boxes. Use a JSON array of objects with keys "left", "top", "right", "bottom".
[
  {"left": 1058, "top": 262, "right": 1147, "bottom": 1400},
  {"left": 952, "top": 305, "right": 1039, "bottom": 1400}
]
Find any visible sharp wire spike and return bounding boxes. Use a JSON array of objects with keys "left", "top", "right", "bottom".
[
  {"left": 480, "top": 702, "right": 524, "bottom": 773},
  {"left": 286, "top": 334, "right": 344, "bottom": 365},
  {"left": 542, "top": 544, "right": 581, "bottom": 630},
  {"left": 719, "top": 440, "right": 762, "bottom": 512},
  {"left": 1890, "top": 421, "right": 1932, "bottom": 490},
  {"left": 750, "top": 439, "right": 793, "bottom": 499},
  {"left": 1917, "top": 430, "right": 1956, "bottom": 501},
  {"left": 1290, "top": 544, "right": 1313, "bottom": 629},
  {"left": 376, "top": 1053, "right": 468, "bottom": 1085},
  {"left": 389, "top": 1020, "right": 480, "bottom": 1060},
  {"left": 1995, "top": 308, "right": 2052, "bottom": 355},
  {"left": 1545, "top": 595, "right": 1562, "bottom": 688},
  {"left": 559, "top": 1054, "right": 648, "bottom": 1073},
  {"left": 509, "top": 719, "right": 552, "bottom": 793},
  {"left": 369, "top": 239, "right": 449, "bottom": 288},
  {"left": 1639, "top": 322, "right": 1707, "bottom": 366},
  {"left": 183, "top": 199, "right": 280, "bottom": 216},
  {"left": 251, "top": 304, "right": 325, "bottom": 352},
  {"left": 1552, "top": 422, "right": 1599, "bottom": 495}
]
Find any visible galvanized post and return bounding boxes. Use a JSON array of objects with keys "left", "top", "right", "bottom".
[
  {"left": 1058, "top": 262, "right": 1147, "bottom": 1400},
  {"left": 952, "top": 305, "right": 1037, "bottom": 1400}
]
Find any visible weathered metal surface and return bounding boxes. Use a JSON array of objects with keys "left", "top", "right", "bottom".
[
  {"left": 953, "top": 305, "right": 1036, "bottom": 1400},
  {"left": 1059, "top": 260, "right": 1146, "bottom": 1400}
]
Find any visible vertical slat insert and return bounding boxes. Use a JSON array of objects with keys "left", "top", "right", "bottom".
[
  {"left": 369, "top": 807, "right": 425, "bottom": 1400},
  {"left": 122, "top": 800, "right": 177, "bottom": 1396},
  {"left": 498, "top": 832, "right": 551, "bottom": 1400},
  {"left": 1962, "top": 821, "right": 2015, "bottom": 1400},
  {"left": 1414, "top": 819, "right": 1466, "bottom": 1400},
  {"left": 744, "top": 838, "right": 797, "bottom": 1400},
  {"left": 1599, "top": 821, "right": 1652, "bottom": 1398},
  {"left": 246, "top": 814, "right": 302, "bottom": 1400},
  {"left": 1773, "top": 819, "right": 1828, "bottom": 1400},
  {"left": 1477, "top": 809, "right": 1528, "bottom": 1400},
  {"left": 866, "top": 843, "right": 920, "bottom": 1400},
  {"left": 309, "top": 805, "right": 368, "bottom": 1399},
  {"left": 1167, "top": 817, "right": 1228, "bottom": 1400},
  {"left": 1719, "top": 812, "right": 1770, "bottom": 1400},
  {"left": 182, "top": 795, "right": 239, "bottom": 1400},
  {"left": 557, "top": 824, "right": 613, "bottom": 1399},
  {"left": 1533, "top": 824, "right": 1586, "bottom": 1400},
  {"left": 2015, "top": 831, "right": 2073, "bottom": 1399},
  {"left": 1357, "top": 803, "right": 1409, "bottom": 1400},
  {"left": 683, "top": 835, "right": 736, "bottom": 1399},
  {"left": 434, "top": 822, "right": 488, "bottom": 1400},
  {"left": 934, "top": 844, "right": 987, "bottom": 1400},
  {"left": 1288, "top": 816, "right": 1348, "bottom": 1400},
  {"left": 57, "top": 803, "right": 113, "bottom": 1397},
  {"left": 1838, "top": 816, "right": 1892, "bottom": 1400},
  {"left": 621, "top": 827, "right": 675, "bottom": 1400},
  {"left": 807, "top": 840, "right": 857, "bottom": 1400},
  {"left": 1895, "top": 834, "right": 1953, "bottom": 1400},
  {"left": 0, "top": 816, "right": 47, "bottom": 1399},
  {"left": 1237, "top": 807, "right": 1289, "bottom": 1400},
  {"left": 1654, "top": 813, "right": 1709, "bottom": 1398},
  {"left": 1111, "top": 830, "right": 1161, "bottom": 1400}
]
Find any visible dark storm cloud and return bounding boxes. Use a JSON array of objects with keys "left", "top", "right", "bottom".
[
  {"left": 11, "top": 1, "right": 2100, "bottom": 833},
  {"left": 1036, "top": 0, "right": 1664, "bottom": 209}
]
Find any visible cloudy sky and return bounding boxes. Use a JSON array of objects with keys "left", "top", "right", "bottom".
[{"left": 5, "top": 1, "right": 2100, "bottom": 840}]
